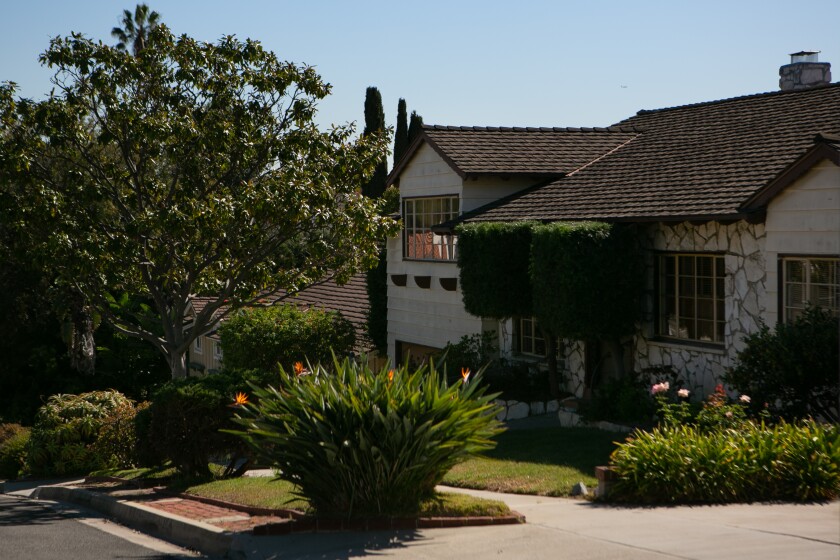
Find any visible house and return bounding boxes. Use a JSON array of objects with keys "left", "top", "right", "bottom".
[
  {"left": 186, "top": 274, "right": 371, "bottom": 374},
  {"left": 385, "top": 53, "right": 839, "bottom": 396}
]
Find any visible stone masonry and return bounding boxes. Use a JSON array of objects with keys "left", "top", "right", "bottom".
[{"left": 558, "top": 220, "right": 768, "bottom": 398}]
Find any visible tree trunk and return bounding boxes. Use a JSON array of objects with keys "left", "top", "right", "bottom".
[{"left": 169, "top": 350, "right": 188, "bottom": 378}]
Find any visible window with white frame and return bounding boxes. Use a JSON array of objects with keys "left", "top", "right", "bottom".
[
  {"left": 782, "top": 257, "right": 840, "bottom": 321},
  {"left": 403, "top": 196, "right": 459, "bottom": 261},
  {"left": 658, "top": 253, "right": 725, "bottom": 344},
  {"left": 518, "top": 317, "right": 546, "bottom": 356},
  {"left": 193, "top": 336, "right": 203, "bottom": 354},
  {"left": 213, "top": 340, "right": 223, "bottom": 361},
  {"left": 513, "top": 317, "right": 564, "bottom": 366}
]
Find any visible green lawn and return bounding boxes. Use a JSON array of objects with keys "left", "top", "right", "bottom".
[
  {"left": 179, "top": 477, "right": 510, "bottom": 517},
  {"left": 443, "top": 426, "right": 624, "bottom": 496}
]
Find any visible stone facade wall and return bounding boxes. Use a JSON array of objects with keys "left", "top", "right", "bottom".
[
  {"left": 557, "top": 220, "right": 769, "bottom": 398},
  {"left": 636, "top": 221, "right": 768, "bottom": 395}
]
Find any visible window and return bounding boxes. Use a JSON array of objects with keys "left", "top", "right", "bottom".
[
  {"left": 513, "top": 317, "right": 564, "bottom": 366},
  {"left": 403, "top": 196, "right": 459, "bottom": 261},
  {"left": 213, "top": 341, "right": 223, "bottom": 360},
  {"left": 518, "top": 317, "right": 546, "bottom": 356},
  {"left": 782, "top": 257, "right": 840, "bottom": 321},
  {"left": 658, "top": 253, "right": 725, "bottom": 344},
  {"left": 193, "top": 336, "right": 203, "bottom": 354}
]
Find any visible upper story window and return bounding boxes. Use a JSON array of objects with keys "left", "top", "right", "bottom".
[
  {"left": 657, "top": 253, "right": 725, "bottom": 344},
  {"left": 403, "top": 196, "right": 459, "bottom": 261},
  {"left": 213, "top": 340, "right": 223, "bottom": 360},
  {"left": 193, "top": 336, "right": 203, "bottom": 354},
  {"left": 782, "top": 257, "right": 839, "bottom": 321}
]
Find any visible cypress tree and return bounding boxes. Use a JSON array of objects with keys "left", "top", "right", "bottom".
[
  {"left": 393, "top": 98, "right": 408, "bottom": 166},
  {"left": 362, "top": 87, "right": 387, "bottom": 199},
  {"left": 407, "top": 110, "right": 424, "bottom": 145},
  {"left": 362, "top": 87, "right": 389, "bottom": 352}
]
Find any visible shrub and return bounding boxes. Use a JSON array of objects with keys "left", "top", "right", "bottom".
[
  {"left": 456, "top": 221, "right": 537, "bottom": 319},
  {"left": 219, "top": 305, "right": 356, "bottom": 373},
  {"left": 725, "top": 307, "right": 839, "bottom": 422},
  {"left": 93, "top": 401, "right": 148, "bottom": 469},
  {"left": 530, "top": 222, "right": 644, "bottom": 341},
  {"left": 140, "top": 369, "right": 269, "bottom": 477},
  {"left": 232, "top": 358, "right": 503, "bottom": 518},
  {"left": 28, "top": 390, "right": 135, "bottom": 476},
  {"left": 609, "top": 420, "right": 840, "bottom": 503},
  {"left": 482, "top": 361, "right": 551, "bottom": 403},
  {"left": 0, "top": 425, "right": 30, "bottom": 479},
  {"left": 435, "top": 332, "right": 498, "bottom": 384}
]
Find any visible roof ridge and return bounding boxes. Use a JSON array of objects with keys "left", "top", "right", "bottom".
[
  {"left": 422, "top": 124, "right": 641, "bottom": 133},
  {"left": 631, "top": 81, "right": 840, "bottom": 117}
]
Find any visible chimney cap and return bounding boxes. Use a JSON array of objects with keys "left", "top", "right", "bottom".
[{"left": 789, "top": 50, "right": 821, "bottom": 63}]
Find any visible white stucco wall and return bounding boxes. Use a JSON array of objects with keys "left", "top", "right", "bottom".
[
  {"left": 386, "top": 143, "right": 538, "bottom": 361},
  {"left": 764, "top": 159, "right": 840, "bottom": 324}
]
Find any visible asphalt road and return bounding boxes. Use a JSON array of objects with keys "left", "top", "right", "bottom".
[{"left": 0, "top": 494, "right": 203, "bottom": 560}]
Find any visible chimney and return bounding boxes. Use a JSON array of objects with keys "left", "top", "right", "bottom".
[{"left": 779, "top": 51, "right": 832, "bottom": 91}]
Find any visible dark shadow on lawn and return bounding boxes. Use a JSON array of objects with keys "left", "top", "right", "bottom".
[{"left": 484, "top": 425, "right": 626, "bottom": 471}]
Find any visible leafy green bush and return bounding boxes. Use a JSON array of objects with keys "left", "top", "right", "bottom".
[
  {"left": 724, "top": 307, "right": 839, "bottom": 422},
  {"left": 579, "top": 374, "right": 655, "bottom": 425},
  {"left": 435, "top": 332, "right": 498, "bottom": 384},
  {"left": 609, "top": 420, "right": 840, "bottom": 503},
  {"left": 456, "top": 222, "right": 537, "bottom": 319},
  {"left": 28, "top": 390, "right": 135, "bottom": 476},
  {"left": 530, "top": 222, "right": 644, "bottom": 340},
  {"left": 93, "top": 401, "right": 148, "bottom": 469},
  {"left": 140, "top": 369, "right": 270, "bottom": 477},
  {"left": 0, "top": 424, "right": 30, "bottom": 479},
  {"left": 482, "top": 361, "right": 551, "bottom": 403},
  {"left": 232, "top": 359, "right": 503, "bottom": 518},
  {"left": 219, "top": 305, "right": 356, "bottom": 373}
]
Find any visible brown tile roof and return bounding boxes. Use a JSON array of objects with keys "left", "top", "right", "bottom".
[
  {"left": 285, "top": 274, "right": 370, "bottom": 346},
  {"left": 460, "top": 83, "right": 840, "bottom": 223},
  {"left": 388, "top": 126, "right": 639, "bottom": 184},
  {"left": 190, "top": 274, "right": 370, "bottom": 348}
]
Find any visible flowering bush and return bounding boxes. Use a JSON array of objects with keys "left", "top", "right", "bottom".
[
  {"left": 232, "top": 358, "right": 503, "bottom": 518},
  {"left": 608, "top": 382, "right": 840, "bottom": 503},
  {"left": 609, "top": 419, "right": 840, "bottom": 503},
  {"left": 138, "top": 369, "right": 270, "bottom": 477}
]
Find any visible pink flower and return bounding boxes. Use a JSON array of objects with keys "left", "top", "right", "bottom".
[
  {"left": 725, "top": 411, "right": 733, "bottom": 418},
  {"left": 739, "top": 394, "right": 751, "bottom": 404},
  {"left": 651, "top": 382, "right": 670, "bottom": 395},
  {"left": 677, "top": 388, "right": 690, "bottom": 398}
]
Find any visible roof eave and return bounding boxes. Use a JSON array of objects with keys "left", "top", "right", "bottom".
[{"left": 740, "top": 134, "right": 840, "bottom": 212}]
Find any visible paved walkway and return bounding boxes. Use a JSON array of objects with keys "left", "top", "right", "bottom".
[{"left": 233, "top": 488, "right": 840, "bottom": 560}]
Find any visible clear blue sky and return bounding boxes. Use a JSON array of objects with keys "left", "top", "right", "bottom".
[{"left": 1, "top": 0, "right": 838, "bottom": 135}]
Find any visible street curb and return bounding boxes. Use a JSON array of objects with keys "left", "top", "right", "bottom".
[{"left": 32, "top": 485, "right": 232, "bottom": 558}]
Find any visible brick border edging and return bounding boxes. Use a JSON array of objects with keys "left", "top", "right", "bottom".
[
  {"left": 155, "top": 487, "right": 526, "bottom": 535},
  {"left": 84, "top": 476, "right": 526, "bottom": 536}
]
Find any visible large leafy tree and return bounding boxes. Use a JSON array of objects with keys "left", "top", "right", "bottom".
[
  {"left": 0, "top": 26, "right": 397, "bottom": 378},
  {"left": 111, "top": 3, "right": 161, "bottom": 55}
]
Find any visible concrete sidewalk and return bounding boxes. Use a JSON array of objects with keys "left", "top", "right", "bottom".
[
  {"left": 5, "top": 478, "right": 839, "bottom": 559},
  {"left": 230, "top": 488, "right": 840, "bottom": 560}
]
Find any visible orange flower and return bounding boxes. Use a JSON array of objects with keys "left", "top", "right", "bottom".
[
  {"left": 388, "top": 369, "right": 395, "bottom": 383},
  {"left": 293, "top": 361, "right": 305, "bottom": 375},
  {"left": 232, "top": 392, "right": 249, "bottom": 406},
  {"left": 461, "top": 367, "right": 471, "bottom": 383}
]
